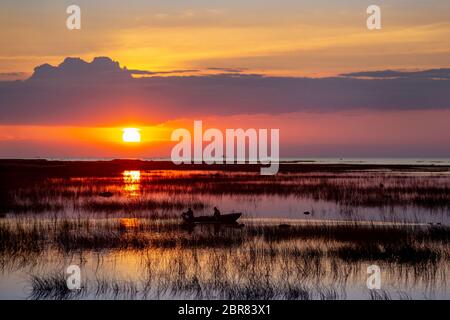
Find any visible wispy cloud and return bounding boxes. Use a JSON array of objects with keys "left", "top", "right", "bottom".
[
  {"left": 341, "top": 68, "right": 450, "bottom": 80},
  {"left": 0, "top": 72, "right": 28, "bottom": 81}
]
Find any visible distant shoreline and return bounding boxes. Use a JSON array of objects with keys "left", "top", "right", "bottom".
[{"left": 1, "top": 158, "right": 449, "bottom": 179}]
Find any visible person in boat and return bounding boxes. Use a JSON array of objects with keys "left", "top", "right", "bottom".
[
  {"left": 182, "top": 208, "right": 194, "bottom": 221},
  {"left": 213, "top": 207, "right": 221, "bottom": 220}
]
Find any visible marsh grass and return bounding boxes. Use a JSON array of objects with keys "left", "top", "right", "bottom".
[
  {"left": 1, "top": 162, "right": 449, "bottom": 299},
  {"left": 4, "top": 169, "right": 450, "bottom": 214},
  {"left": 1, "top": 218, "right": 448, "bottom": 255},
  {"left": 333, "top": 243, "right": 441, "bottom": 264},
  {"left": 369, "top": 289, "right": 392, "bottom": 300},
  {"left": 12, "top": 217, "right": 448, "bottom": 300},
  {"left": 81, "top": 198, "right": 205, "bottom": 213},
  {"left": 29, "top": 273, "right": 143, "bottom": 300},
  {"left": 29, "top": 273, "right": 84, "bottom": 300},
  {"left": 2, "top": 218, "right": 448, "bottom": 300}
]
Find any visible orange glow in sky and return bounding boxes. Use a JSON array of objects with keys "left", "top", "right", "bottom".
[
  {"left": 1, "top": 109, "right": 450, "bottom": 158},
  {"left": 1, "top": 2, "right": 450, "bottom": 78}
]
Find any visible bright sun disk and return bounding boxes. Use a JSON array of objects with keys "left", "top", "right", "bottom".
[{"left": 122, "top": 128, "right": 141, "bottom": 143}]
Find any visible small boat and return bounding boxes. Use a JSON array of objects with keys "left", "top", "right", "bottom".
[
  {"left": 182, "top": 212, "right": 241, "bottom": 224},
  {"left": 99, "top": 191, "right": 114, "bottom": 198}
]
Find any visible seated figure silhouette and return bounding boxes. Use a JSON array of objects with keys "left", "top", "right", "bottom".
[
  {"left": 213, "top": 207, "right": 221, "bottom": 220},
  {"left": 182, "top": 208, "right": 194, "bottom": 221}
]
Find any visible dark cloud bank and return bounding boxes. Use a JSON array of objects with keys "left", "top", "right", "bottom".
[{"left": 0, "top": 57, "right": 449, "bottom": 125}]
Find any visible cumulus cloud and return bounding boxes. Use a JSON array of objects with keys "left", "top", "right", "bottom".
[{"left": 0, "top": 57, "right": 449, "bottom": 125}]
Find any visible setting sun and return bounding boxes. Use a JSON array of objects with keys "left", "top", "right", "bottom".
[{"left": 122, "top": 128, "right": 141, "bottom": 143}]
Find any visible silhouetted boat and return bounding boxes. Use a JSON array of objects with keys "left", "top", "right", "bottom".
[
  {"left": 99, "top": 191, "right": 114, "bottom": 198},
  {"left": 182, "top": 212, "right": 241, "bottom": 224}
]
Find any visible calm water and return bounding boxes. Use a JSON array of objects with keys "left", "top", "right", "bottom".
[
  {"left": 1, "top": 166, "right": 449, "bottom": 299},
  {"left": 9, "top": 168, "right": 448, "bottom": 224}
]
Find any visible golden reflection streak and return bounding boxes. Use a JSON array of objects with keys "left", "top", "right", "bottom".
[
  {"left": 123, "top": 170, "right": 141, "bottom": 197},
  {"left": 119, "top": 218, "right": 139, "bottom": 229}
]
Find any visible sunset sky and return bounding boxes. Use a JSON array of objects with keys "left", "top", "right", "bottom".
[{"left": 1, "top": 0, "right": 450, "bottom": 158}]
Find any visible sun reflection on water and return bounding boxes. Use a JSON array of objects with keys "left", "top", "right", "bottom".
[
  {"left": 123, "top": 170, "right": 141, "bottom": 196},
  {"left": 119, "top": 218, "right": 139, "bottom": 229}
]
